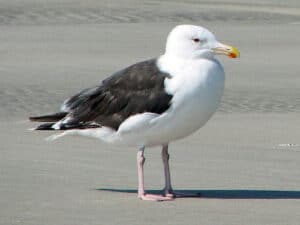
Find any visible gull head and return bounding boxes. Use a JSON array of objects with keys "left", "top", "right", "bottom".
[{"left": 165, "top": 24, "right": 240, "bottom": 60}]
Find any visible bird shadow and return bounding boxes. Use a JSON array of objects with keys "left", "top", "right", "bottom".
[{"left": 96, "top": 188, "right": 300, "bottom": 199}]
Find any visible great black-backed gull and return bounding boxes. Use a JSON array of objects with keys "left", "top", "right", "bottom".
[{"left": 30, "top": 25, "right": 240, "bottom": 201}]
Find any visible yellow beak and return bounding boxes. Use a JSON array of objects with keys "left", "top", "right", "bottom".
[{"left": 213, "top": 43, "right": 240, "bottom": 58}]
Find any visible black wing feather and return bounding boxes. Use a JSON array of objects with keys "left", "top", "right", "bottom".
[{"left": 50, "top": 59, "right": 172, "bottom": 130}]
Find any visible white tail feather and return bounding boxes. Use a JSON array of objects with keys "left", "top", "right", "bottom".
[{"left": 44, "top": 127, "right": 119, "bottom": 143}]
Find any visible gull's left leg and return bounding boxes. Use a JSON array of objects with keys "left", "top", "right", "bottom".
[
  {"left": 162, "top": 144, "right": 175, "bottom": 198},
  {"left": 161, "top": 145, "right": 201, "bottom": 198}
]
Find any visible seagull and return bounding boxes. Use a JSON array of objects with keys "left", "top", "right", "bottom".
[{"left": 29, "top": 24, "right": 240, "bottom": 201}]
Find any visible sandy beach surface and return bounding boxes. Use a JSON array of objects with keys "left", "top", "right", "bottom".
[{"left": 1, "top": 1, "right": 300, "bottom": 224}]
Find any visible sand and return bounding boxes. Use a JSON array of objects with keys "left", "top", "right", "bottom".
[{"left": 0, "top": 1, "right": 300, "bottom": 224}]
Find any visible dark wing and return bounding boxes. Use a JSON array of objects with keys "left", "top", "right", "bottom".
[{"left": 57, "top": 59, "right": 172, "bottom": 130}]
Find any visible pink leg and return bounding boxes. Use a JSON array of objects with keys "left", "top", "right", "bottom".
[
  {"left": 161, "top": 145, "right": 201, "bottom": 198},
  {"left": 162, "top": 144, "right": 174, "bottom": 197},
  {"left": 137, "top": 146, "right": 173, "bottom": 201}
]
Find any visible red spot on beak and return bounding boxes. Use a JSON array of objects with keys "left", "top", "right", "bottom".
[{"left": 229, "top": 53, "right": 237, "bottom": 58}]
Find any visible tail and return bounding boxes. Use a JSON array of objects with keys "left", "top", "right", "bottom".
[
  {"left": 29, "top": 112, "right": 67, "bottom": 130},
  {"left": 29, "top": 112, "right": 67, "bottom": 122},
  {"left": 33, "top": 122, "right": 57, "bottom": 130},
  {"left": 29, "top": 111, "right": 101, "bottom": 131}
]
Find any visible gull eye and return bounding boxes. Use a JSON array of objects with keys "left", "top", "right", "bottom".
[{"left": 192, "top": 38, "right": 200, "bottom": 43}]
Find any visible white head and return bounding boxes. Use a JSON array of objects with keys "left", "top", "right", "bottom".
[{"left": 165, "top": 25, "right": 239, "bottom": 60}]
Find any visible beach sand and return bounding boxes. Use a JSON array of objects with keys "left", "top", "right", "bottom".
[{"left": 0, "top": 1, "right": 300, "bottom": 224}]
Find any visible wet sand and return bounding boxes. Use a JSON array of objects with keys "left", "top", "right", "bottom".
[{"left": 0, "top": 1, "right": 300, "bottom": 224}]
